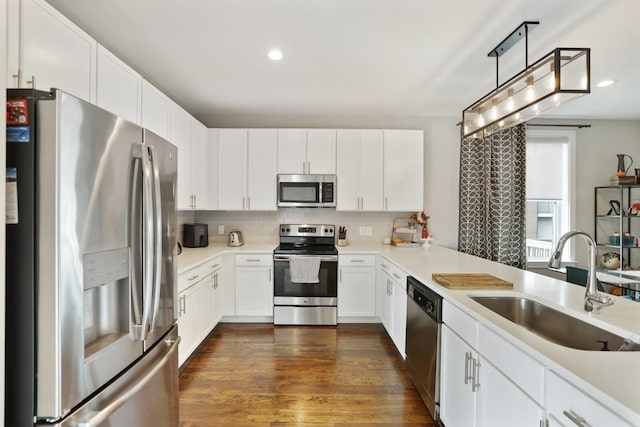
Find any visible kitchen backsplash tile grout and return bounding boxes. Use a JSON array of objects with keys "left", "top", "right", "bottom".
[{"left": 177, "top": 209, "right": 414, "bottom": 245}]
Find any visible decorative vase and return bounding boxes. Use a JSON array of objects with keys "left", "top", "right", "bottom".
[{"left": 616, "top": 154, "right": 633, "bottom": 175}]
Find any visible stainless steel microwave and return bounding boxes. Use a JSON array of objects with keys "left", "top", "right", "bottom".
[{"left": 277, "top": 174, "right": 336, "bottom": 207}]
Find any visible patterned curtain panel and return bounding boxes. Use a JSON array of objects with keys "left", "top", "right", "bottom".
[{"left": 458, "top": 124, "right": 527, "bottom": 269}]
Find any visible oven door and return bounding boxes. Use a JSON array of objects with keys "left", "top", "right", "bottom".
[{"left": 273, "top": 254, "right": 338, "bottom": 305}]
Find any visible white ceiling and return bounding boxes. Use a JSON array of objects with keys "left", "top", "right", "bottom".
[{"left": 47, "top": 0, "right": 640, "bottom": 124}]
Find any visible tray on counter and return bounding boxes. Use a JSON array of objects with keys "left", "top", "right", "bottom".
[{"left": 431, "top": 273, "right": 513, "bottom": 290}]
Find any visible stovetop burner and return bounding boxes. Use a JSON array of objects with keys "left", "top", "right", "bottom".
[
  {"left": 274, "top": 224, "right": 337, "bottom": 255},
  {"left": 274, "top": 244, "right": 338, "bottom": 256}
]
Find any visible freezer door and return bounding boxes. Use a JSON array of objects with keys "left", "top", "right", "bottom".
[
  {"left": 51, "top": 326, "right": 179, "bottom": 427},
  {"left": 35, "top": 91, "right": 146, "bottom": 420},
  {"left": 142, "top": 129, "right": 178, "bottom": 351}
]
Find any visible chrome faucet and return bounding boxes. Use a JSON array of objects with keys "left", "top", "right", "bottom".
[{"left": 548, "top": 230, "right": 614, "bottom": 312}]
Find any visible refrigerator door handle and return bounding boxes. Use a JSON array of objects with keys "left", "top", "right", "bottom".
[
  {"left": 76, "top": 336, "right": 180, "bottom": 427},
  {"left": 148, "top": 145, "right": 163, "bottom": 332},
  {"left": 130, "top": 143, "right": 154, "bottom": 341}
]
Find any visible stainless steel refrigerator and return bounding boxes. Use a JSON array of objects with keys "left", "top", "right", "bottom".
[{"left": 6, "top": 88, "right": 179, "bottom": 426}]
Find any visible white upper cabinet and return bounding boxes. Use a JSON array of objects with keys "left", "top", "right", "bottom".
[
  {"left": 205, "top": 129, "right": 220, "bottom": 211},
  {"left": 277, "top": 129, "right": 306, "bottom": 174},
  {"left": 8, "top": 0, "right": 97, "bottom": 103},
  {"left": 247, "top": 129, "right": 278, "bottom": 211},
  {"left": 383, "top": 130, "right": 424, "bottom": 211},
  {"left": 277, "top": 129, "right": 336, "bottom": 175},
  {"left": 141, "top": 80, "right": 170, "bottom": 140},
  {"left": 336, "top": 130, "right": 383, "bottom": 211},
  {"left": 191, "top": 119, "right": 213, "bottom": 210},
  {"left": 218, "top": 129, "right": 277, "bottom": 211},
  {"left": 218, "top": 129, "right": 248, "bottom": 210},
  {"left": 96, "top": 45, "right": 142, "bottom": 124},
  {"left": 306, "top": 129, "right": 336, "bottom": 174},
  {"left": 170, "top": 102, "right": 193, "bottom": 210}
]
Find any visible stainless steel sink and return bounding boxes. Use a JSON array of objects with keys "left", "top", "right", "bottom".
[{"left": 470, "top": 296, "right": 639, "bottom": 351}]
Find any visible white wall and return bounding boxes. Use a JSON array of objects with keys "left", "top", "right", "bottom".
[
  {"left": 573, "top": 119, "right": 640, "bottom": 266},
  {"left": 196, "top": 113, "right": 462, "bottom": 249}
]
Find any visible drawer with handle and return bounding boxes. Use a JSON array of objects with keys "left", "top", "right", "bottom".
[
  {"left": 178, "top": 262, "right": 214, "bottom": 293},
  {"left": 235, "top": 254, "right": 272, "bottom": 267}
]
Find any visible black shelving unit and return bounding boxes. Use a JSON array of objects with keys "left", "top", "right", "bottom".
[{"left": 594, "top": 185, "right": 640, "bottom": 299}]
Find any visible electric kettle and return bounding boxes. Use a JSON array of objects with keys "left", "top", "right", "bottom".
[{"left": 228, "top": 231, "right": 244, "bottom": 247}]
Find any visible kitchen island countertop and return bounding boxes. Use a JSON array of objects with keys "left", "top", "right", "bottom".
[{"left": 178, "top": 241, "right": 640, "bottom": 421}]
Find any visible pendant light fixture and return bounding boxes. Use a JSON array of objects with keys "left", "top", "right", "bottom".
[{"left": 462, "top": 21, "right": 590, "bottom": 139}]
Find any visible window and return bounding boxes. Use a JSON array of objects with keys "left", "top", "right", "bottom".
[{"left": 526, "top": 129, "right": 576, "bottom": 264}]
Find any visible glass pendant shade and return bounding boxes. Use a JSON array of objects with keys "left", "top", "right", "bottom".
[{"left": 462, "top": 48, "right": 590, "bottom": 139}]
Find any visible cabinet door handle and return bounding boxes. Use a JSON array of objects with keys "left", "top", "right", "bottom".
[
  {"left": 12, "top": 69, "right": 22, "bottom": 87},
  {"left": 269, "top": 268, "right": 272, "bottom": 282},
  {"left": 350, "top": 259, "right": 365, "bottom": 263},
  {"left": 188, "top": 274, "right": 200, "bottom": 281},
  {"left": 464, "top": 352, "right": 472, "bottom": 385},
  {"left": 247, "top": 196, "right": 251, "bottom": 210},
  {"left": 471, "top": 358, "right": 481, "bottom": 392},
  {"left": 26, "top": 75, "right": 36, "bottom": 88},
  {"left": 307, "top": 161, "right": 310, "bottom": 174},
  {"left": 242, "top": 197, "right": 245, "bottom": 210},
  {"left": 302, "top": 161, "right": 306, "bottom": 174},
  {"left": 179, "top": 295, "right": 186, "bottom": 316},
  {"left": 562, "top": 410, "right": 589, "bottom": 427},
  {"left": 211, "top": 263, "right": 220, "bottom": 269},
  {"left": 246, "top": 259, "right": 260, "bottom": 262},
  {"left": 392, "top": 273, "right": 401, "bottom": 279},
  {"left": 385, "top": 197, "right": 388, "bottom": 210}
]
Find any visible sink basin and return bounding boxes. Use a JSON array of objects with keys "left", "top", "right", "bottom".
[{"left": 470, "top": 296, "right": 639, "bottom": 351}]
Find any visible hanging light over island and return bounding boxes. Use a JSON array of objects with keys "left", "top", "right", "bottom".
[{"left": 462, "top": 22, "right": 590, "bottom": 139}]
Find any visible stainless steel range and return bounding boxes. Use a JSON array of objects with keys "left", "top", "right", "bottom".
[{"left": 273, "top": 224, "right": 338, "bottom": 325}]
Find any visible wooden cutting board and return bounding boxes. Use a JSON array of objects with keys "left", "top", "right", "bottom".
[{"left": 432, "top": 273, "right": 513, "bottom": 290}]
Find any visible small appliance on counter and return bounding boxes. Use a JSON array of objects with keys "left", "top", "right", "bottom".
[
  {"left": 183, "top": 223, "right": 209, "bottom": 247},
  {"left": 228, "top": 230, "right": 245, "bottom": 247}
]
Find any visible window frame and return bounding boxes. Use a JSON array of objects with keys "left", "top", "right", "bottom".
[{"left": 525, "top": 128, "right": 577, "bottom": 267}]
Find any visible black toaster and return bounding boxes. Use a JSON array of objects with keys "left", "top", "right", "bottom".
[{"left": 183, "top": 223, "right": 209, "bottom": 248}]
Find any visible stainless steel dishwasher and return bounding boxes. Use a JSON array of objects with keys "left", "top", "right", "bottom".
[{"left": 406, "top": 276, "right": 443, "bottom": 420}]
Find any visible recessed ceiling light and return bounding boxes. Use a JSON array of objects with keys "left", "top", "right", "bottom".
[
  {"left": 268, "top": 50, "right": 283, "bottom": 61},
  {"left": 596, "top": 79, "right": 615, "bottom": 88}
]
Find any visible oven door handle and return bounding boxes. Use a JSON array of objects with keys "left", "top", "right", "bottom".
[{"left": 274, "top": 254, "right": 338, "bottom": 262}]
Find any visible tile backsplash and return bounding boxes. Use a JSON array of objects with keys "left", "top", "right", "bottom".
[{"left": 178, "top": 209, "right": 414, "bottom": 245}]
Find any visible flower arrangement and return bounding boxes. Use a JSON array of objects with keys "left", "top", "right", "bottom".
[{"left": 410, "top": 211, "right": 431, "bottom": 239}]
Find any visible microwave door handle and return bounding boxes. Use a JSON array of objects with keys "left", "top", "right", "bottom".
[{"left": 148, "top": 145, "right": 163, "bottom": 332}]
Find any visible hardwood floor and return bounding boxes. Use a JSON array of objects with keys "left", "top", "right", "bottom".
[{"left": 179, "top": 323, "right": 435, "bottom": 426}]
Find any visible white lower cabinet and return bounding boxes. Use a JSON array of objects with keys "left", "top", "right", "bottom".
[
  {"left": 338, "top": 255, "right": 376, "bottom": 318},
  {"left": 177, "top": 280, "right": 203, "bottom": 367},
  {"left": 545, "top": 371, "right": 632, "bottom": 427},
  {"left": 177, "top": 257, "right": 224, "bottom": 367},
  {"left": 235, "top": 254, "right": 273, "bottom": 316},
  {"left": 377, "top": 257, "right": 407, "bottom": 357},
  {"left": 390, "top": 274, "right": 407, "bottom": 357},
  {"left": 440, "top": 325, "right": 544, "bottom": 427},
  {"left": 441, "top": 301, "right": 545, "bottom": 427}
]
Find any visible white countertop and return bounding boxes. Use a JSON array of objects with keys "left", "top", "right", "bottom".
[
  {"left": 177, "top": 241, "right": 640, "bottom": 420},
  {"left": 177, "top": 243, "right": 275, "bottom": 274}
]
